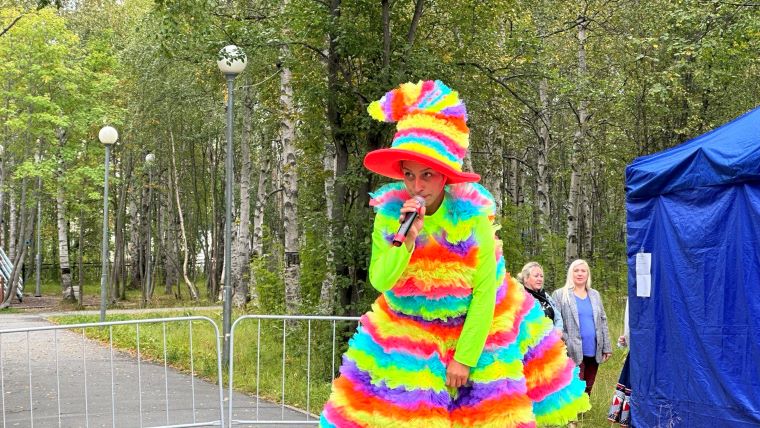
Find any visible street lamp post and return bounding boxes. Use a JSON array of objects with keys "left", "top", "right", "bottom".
[
  {"left": 34, "top": 150, "right": 42, "bottom": 297},
  {"left": 144, "top": 153, "right": 155, "bottom": 305},
  {"left": 99, "top": 126, "right": 118, "bottom": 322},
  {"left": 217, "top": 44, "right": 247, "bottom": 366}
]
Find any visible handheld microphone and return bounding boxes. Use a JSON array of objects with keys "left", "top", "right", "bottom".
[{"left": 392, "top": 195, "right": 427, "bottom": 247}]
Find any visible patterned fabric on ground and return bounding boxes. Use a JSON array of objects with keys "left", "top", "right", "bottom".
[
  {"left": 607, "top": 353, "right": 632, "bottom": 427},
  {"left": 320, "top": 182, "right": 590, "bottom": 427}
]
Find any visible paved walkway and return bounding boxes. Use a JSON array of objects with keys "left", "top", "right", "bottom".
[{"left": 0, "top": 312, "right": 316, "bottom": 427}]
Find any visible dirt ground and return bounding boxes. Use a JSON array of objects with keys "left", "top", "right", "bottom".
[
  {"left": 7, "top": 294, "right": 88, "bottom": 312},
  {"left": 3, "top": 293, "right": 142, "bottom": 313}
]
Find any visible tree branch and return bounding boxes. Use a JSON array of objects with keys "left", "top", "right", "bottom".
[
  {"left": 277, "top": 41, "right": 329, "bottom": 61},
  {"left": 0, "top": 13, "right": 24, "bottom": 38},
  {"left": 714, "top": 1, "right": 760, "bottom": 5},
  {"left": 406, "top": 0, "right": 425, "bottom": 46},
  {"left": 470, "top": 150, "right": 536, "bottom": 174},
  {"left": 456, "top": 61, "right": 539, "bottom": 115},
  {"left": 266, "top": 187, "right": 284, "bottom": 200},
  {"left": 539, "top": 19, "right": 582, "bottom": 38},
  {"left": 211, "top": 11, "right": 271, "bottom": 21}
]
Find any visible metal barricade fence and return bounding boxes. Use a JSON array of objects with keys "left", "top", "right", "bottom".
[
  {"left": 0, "top": 316, "right": 225, "bottom": 428},
  {"left": 228, "top": 315, "right": 361, "bottom": 426}
]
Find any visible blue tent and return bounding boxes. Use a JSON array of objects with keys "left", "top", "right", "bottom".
[{"left": 625, "top": 106, "right": 760, "bottom": 427}]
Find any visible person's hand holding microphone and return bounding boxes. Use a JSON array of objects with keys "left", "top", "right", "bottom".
[{"left": 394, "top": 196, "right": 426, "bottom": 252}]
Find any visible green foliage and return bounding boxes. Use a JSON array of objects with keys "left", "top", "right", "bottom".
[
  {"left": 3, "top": 1, "right": 760, "bottom": 421},
  {"left": 250, "top": 255, "right": 285, "bottom": 314}
]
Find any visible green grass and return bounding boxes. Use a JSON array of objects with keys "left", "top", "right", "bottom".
[
  {"left": 227, "top": 316, "right": 359, "bottom": 415},
  {"left": 50, "top": 310, "right": 224, "bottom": 380},
  {"left": 50, "top": 293, "right": 629, "bottom": 426}
]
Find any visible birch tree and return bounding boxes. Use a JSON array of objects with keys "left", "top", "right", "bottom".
[
  {"left": 251, "top": 141, "right": 269, "bottom": 259},
  {"left": 536, "top": 78, "right": 552, "bottom": 237},
  {"left": 318, "top": 140, "right": 336, "bottom": 314},
  {"left": 55, "top": 129, "right": 74, "bottom": 299},
  {"left": 564, "top": 14, "right": 589, "bottom": 266},
  {"left": 169, "top": 130, "right": 199, "bottom": 301},
  {"left": 0, "top": 179, "right": 32, "bottom": 308},
  {"left": 231, "top": 83, "right": 253, "bottom": 307},
  {"left": 279, "top": 46, "right": 301, "bottom": 313}
]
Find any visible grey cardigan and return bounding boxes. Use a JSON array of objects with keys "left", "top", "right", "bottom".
[{"left": 551, "top": 287, "right": 612, "bottom": 364}]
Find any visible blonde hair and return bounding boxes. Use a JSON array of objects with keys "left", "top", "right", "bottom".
[
  {"left": 517, "top": 262, "right": 543, "bottom": 286},
  {"left": 563, "top": 259, "right": 592, "bottom": 298}
]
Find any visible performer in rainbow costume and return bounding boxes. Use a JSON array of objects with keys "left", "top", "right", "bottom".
[{"left": 320, "top": 80, "right": 590, "bottom": 427}]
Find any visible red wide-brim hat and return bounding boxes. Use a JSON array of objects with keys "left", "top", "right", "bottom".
[
  {"left": 364, "top": 148, "right": 480, "bottom": 184},
  {"left": 364, "top": 80, "right": 480, "bottom": 184}
]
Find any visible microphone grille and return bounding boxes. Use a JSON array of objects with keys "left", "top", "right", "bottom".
[{"left": 413, "top": 195, "right": 426, "bottom": 205}]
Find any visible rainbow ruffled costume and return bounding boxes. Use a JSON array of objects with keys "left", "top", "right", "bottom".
[
  {"left": 320, "top": 79, "right": 590, "bottom": 426},
  {"left": 319, "top": 182, "right": 591, "bottom": 427}
]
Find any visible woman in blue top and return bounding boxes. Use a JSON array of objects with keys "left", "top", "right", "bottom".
[{"left": 552, "top": 259, "right": 612, "bottom": 395}]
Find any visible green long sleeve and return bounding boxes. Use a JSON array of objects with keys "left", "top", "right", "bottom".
[
  {"left": 453, "top": 216, "right": 498, "bottom": 367},
  {"left": 368, "top": 218, "right": 413, "bottom": 292},
  {"left": 367, "top": 208, "right": 498, "bottom": 367}
]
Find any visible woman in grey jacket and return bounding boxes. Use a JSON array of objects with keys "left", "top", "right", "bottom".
[{"left": 552, "top": 259, "right": 612, "bottom": 395}]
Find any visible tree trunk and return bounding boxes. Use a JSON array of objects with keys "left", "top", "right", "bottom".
[
  {"left": 232, "top": 83, "right": 253, "bottom": 308},
  {"left": 279, "top": 48, "right": 301, "bottom": 314},
  {"left": 326, "top": 0, "right": 354, "bottom": 315},
  {"left": 110, "top": 154, "right": 132, "bottom": 301},
  {"left": 77, "top": 209, "right": 84, "bottom": 306},
  {"left": 536, "top": 78, "right": 551, "bottom": 238},
  {"left": 462, "top": 152, "right": 474, "bottom": 175},
  {"left": 55, "top": 130, "right": 73, "bottom": 300},
  {"left": 382, "top": 0, "right": 390, "bottom": 70},
  {"left": 162, "top": 180, "right": 179, "bottom": 295},
  {"left": 14, "top": 178, "right": 27, "bottom": 293},
  {"left": 128, "top": 182, "right": 141, "bottom": 291},
  {"left": 565, "top": 16, "right": 589, "bottom": 265},
  {"left": 205, "top": 139, "right": 220, "bottom": 299},
  {"left": 191, "top": 141, "right": 210, "bottom": 297},
  {"left": 581, "top": 184, "right": 594, "bottom": 258},
  {"left": 170, "top": 130, "right": 199, "bottom": 301},
  {"left": 9, "top": 190, "right": 16, "bottom": 261},
  {"left": 142, "top": 165, "right": 152, "bottom": 304},
  {"left": 248, "top": 137, "right": 269, "bottom": 304},
  {"left": 581, "top": 177, "right": 594, "bottom": 258},
  {"left": 211, "top": 206, "right": 224, "bottom": 300},
  {"left": 565, "top": 164, "right": 581, "bottom": 264},
  {"left": 484, "top": 128, "right": 503, "bottom": 215},
  {"left": 55, "top": 182, "right": 73, "bottom": 299},
  {"left": 0, "top": 184, "right": 33, "bottom": 308},
  {"left": 509, "top": 157, "right": 520, "bottom": 205},
  {"left": 0, "top": 154, "right": 5, "bottom": 250},
  {"left": 318, "top": 140, "right": 337, "bottom": 314}
]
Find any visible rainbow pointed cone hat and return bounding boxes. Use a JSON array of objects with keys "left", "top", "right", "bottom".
[{"left": 363, "top": 80, "right": 480, "bottom": 184}]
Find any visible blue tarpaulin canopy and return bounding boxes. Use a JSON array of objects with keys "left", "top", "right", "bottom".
[{"left": 625, "top": 106, "right": 760, "bottom": 427}]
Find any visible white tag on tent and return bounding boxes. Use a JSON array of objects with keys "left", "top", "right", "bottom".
[{"left": 636, "top": 252, "right": 652, "bottom": 297}]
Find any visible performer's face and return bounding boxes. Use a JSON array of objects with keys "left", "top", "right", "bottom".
[{"left": 401, "top": 161, "right": 446, "bottom": 210}]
